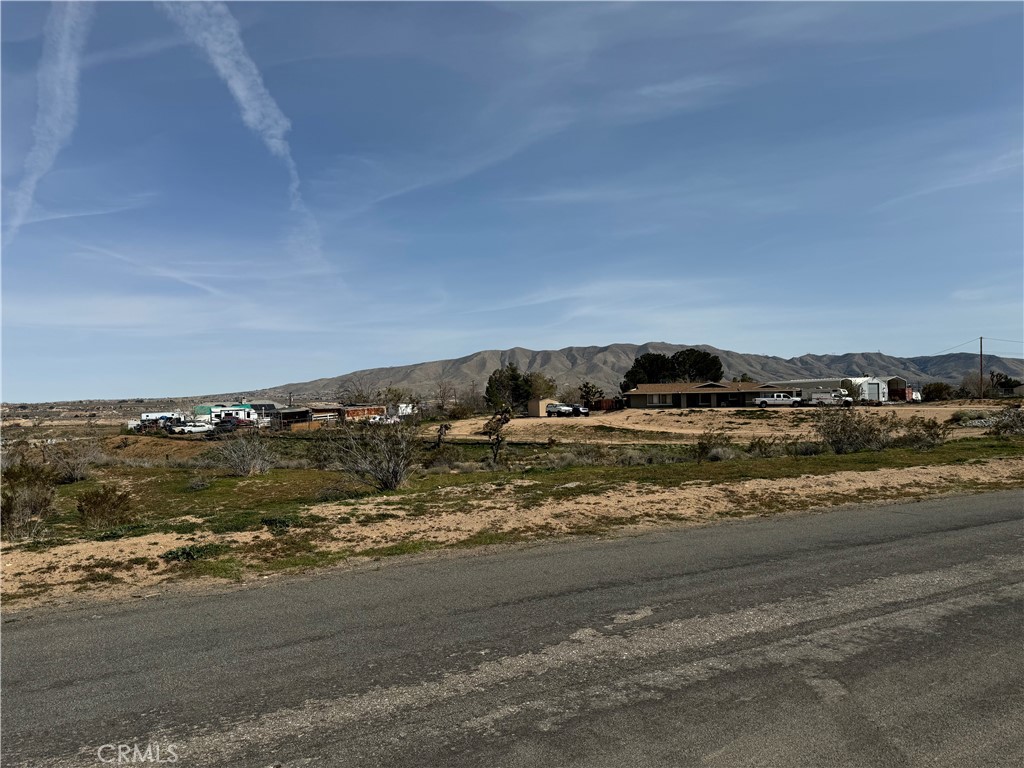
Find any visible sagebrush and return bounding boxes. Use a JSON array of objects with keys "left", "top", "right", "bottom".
[{"left": 76, "top": 485, "right": 136, "bottom": 530}]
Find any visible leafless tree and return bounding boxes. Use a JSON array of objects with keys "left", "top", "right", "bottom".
[
  {"left": 333, "top": 422, "right": 420, "bottom": 491},
  {"left": 335, "top": 373, "right": 379, "bottom": 404},
  {"left": 217, "top": 435, "right": 275, "bottom": 476},
  {"left": 436, "top": 379, "right": 456, "bottom": 412},
  {"left": 40, "top": 439, "right": 104, "bottom": 483},
  {"left": 959, "top": 372, "right": 992, "bottom": 399}
]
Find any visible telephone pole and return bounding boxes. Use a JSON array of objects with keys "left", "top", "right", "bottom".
[{"left": 979, "top": 337, "right": 984, "bottom": 398}]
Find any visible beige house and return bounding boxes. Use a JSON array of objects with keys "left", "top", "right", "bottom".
[{"left": 621, "top": 381, "right": 798, "bottom": 409}]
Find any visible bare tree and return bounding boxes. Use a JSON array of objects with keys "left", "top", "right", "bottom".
[
  {"left": 436, "top": 379, "right": 456, "bottom": 412},
  {"left": 333, "top": 422, "right": 420, "bottom": 491},
  {"left": 40, "top": 440, "right": 104, "bottom": 483},
  {"left": 557, "top": 385, "right": 581, "bottom": 405},
  {"left": 458, "top": 380, "right": 485, "bottom": 413},
  {"left": 335, "top": 373, "right": 379, "bottom": 404},
  {"left": 217, "top": 435, "right": 275, "bottom": 476},
  {"left": 959, "top": 372, "right": 991, "bottom": 399}
]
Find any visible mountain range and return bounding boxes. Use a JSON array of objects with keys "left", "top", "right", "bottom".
[{"left": 248, "top": 342, "right": 1024, "bottom": 402}]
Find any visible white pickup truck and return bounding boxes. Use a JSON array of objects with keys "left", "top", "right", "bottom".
[{"left": 753, "top": 393, "right": 802, "bottom": 408}]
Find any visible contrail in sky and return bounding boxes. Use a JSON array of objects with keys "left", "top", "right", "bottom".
[
  {"left": 159, "top": 1, "right": 325, "bottom": 269},
  {"left": 4, "top": 2, "right": 95, "bottom": 247}
]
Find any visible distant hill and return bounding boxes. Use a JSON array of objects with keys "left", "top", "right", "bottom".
[{"left": 248, "top": 343, "right": 1024, "bottom": 402}]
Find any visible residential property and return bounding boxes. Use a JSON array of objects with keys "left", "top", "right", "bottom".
[
  {"left": 621, "top": 381, "right": 799, "bottom": 409},
  {"left": 765, "top": 377, "right": 907, "bottom": 403}
]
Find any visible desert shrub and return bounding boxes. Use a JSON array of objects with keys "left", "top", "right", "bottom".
[
  {"left": 260, "top": 515, "right": 299, "bottom": 535},
  {"left": 42, "top": 440, "right": 104, "bottom": 483},
  {"left": 543, "top": 443, "right": 611, "bottom": 469},
  {"left": 987, "top": 406, "right": 1024, "bottom": 436},
  {"left": 947, "top": 409, "right": 994, "bottom": 424},
  {"left": 615, "top": 448, "right": 648, "bottom": 466},
  {"left": 185, "top": 474, "right": 210, "bottom": 492},
  {"left": 1, "top": 462, "right": 59, "bottom": 540},
  {"left": 746, "top": 435, "right": 782, "bottom": 458},
  {"left": 707, "top": 446, "right": 740, "bottom": 462},
  {"left": 159, "top": 543, "right": 230, "bottom": 562},
  {"left": 309, "top": 431, "right": 340, "bottom": 469},
  {"left": 812, "top": 409, "right": 892, "bottom": 454},
  {"left": 1, "top": 438, "right": 34, "bottom": 471},
  {"left": 216, "top": 435, "right": 274, "bottom": 477},
  {"left": 446, "top": 403, "right": 475, "bottom": 420},
  {"left": 423, "top": 442, "right": 462, "bottom": 470},
  {"left": 332, "top": 422, "right": 420, "bottom": 491},
  {"left": 75, "top": 485, "right": 136, "bottom": 530},
  {"left": 693, "top": 427, "right": 730, "bottom": 464},
  {"left": 784, "top": 440, "right": 825, "bottom": 457},
  {"left": 921, "top": 382, "right": 954, "bottom": 402},
  {"left": 314, "top": 485, "right": 366, "bottom": 502},
  {"left": 892, "top": 416, "right": 951, "bottom": 449}
]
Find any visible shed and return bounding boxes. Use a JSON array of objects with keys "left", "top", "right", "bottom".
[
  {"left": 528, "top": 398, "right": 557, "bottom": 418},
  {"left": 273, "top": 407, "right": 313, "bottom": 430}
]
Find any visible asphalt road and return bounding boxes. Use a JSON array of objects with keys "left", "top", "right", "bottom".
[{"left": 3, "top": 490, "right": 1022, "bottom": 767}]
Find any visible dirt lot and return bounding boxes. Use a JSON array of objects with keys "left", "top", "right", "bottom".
[
  {"left": 4, "top": 453, "right": 1021, "bottom": 612},
  {"left": 445, "top": 402, "right": 994, "bottom": 442},
  {"left": 2, "top": 400, "right": 1018, "bottom": 612}
]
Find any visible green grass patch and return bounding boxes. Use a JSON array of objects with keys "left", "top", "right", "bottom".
[
  {"left": 159, "top": 543, "right": 232, "bottom": 562},
  {"left": 179, "top": 557, "right": 245, "bottom": 581},
  {"left": 452, "top": 528, "right": 530, "bottom": 548},
  {"left": 259, "top": 551, "right": 348, "bottom": 572},
  {"left": 356, "top": 540, "right": 439, "bottom": 558}
]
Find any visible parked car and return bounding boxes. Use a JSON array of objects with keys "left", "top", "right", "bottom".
[
  {"left": 175, "top": 422, "right": 213, "bottom": 434},
  {"left": 571, "top": 404, "right": 590, "bottom": 417},
  {"left": 546, "top": 402, "right": 574, "bottom": 417}
]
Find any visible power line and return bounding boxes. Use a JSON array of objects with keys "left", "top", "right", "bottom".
[
  {"left": 931, "top": 337, "right": 981, "bottom": 356},
  {"left": 930, "top": 337, "right": 1024, "bottom": 357},
  {"left": 984, "top": 337, "right": 1024, "bottom": 345}
]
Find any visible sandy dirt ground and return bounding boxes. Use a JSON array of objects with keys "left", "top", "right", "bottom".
[
  {"left": 4, "top": 453, "right": 1021, "bottom": 612},
  {"left": 443, "top": 403, "right": 994, "bottom": 442}
]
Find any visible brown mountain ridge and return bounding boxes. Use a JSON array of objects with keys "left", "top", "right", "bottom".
[{"left": 250, "top": 342, "right": 1024, "bottom": 402}]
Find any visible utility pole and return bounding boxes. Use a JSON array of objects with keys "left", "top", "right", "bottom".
[{"left": 980, "top": 337, "right": 984, "bottom": 399}]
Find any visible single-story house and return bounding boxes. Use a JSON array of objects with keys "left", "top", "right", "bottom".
[{"left": 621, "top": 381, "right": 799, "bottom": 409}]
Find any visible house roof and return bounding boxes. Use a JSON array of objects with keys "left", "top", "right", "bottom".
[{"left": 623, "top": 381, "right": 789, "bottom": 395}]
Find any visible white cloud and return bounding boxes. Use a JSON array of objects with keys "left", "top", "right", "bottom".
[
  {"left": 3, "top": 2, "right": 95, "bottom": 247},
  {"left": 878, "top": 148, "right": 1023, "bottom": 208},
  {"left": 21, "top": 192, "right": 156, "bottom": 227},
  {"left": 158, "top": 1, "right": 327, "bottom": 272},
  {"left": 78, "top": 244, "right": 225, "bottom": 298},
  {"left": 611, "top": 74, "right": 741, "bottom": 120}
]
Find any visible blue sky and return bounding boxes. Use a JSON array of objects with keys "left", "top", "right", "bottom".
[{"left": 2, "top": 1, "right": 1022, "bottom": 401}]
